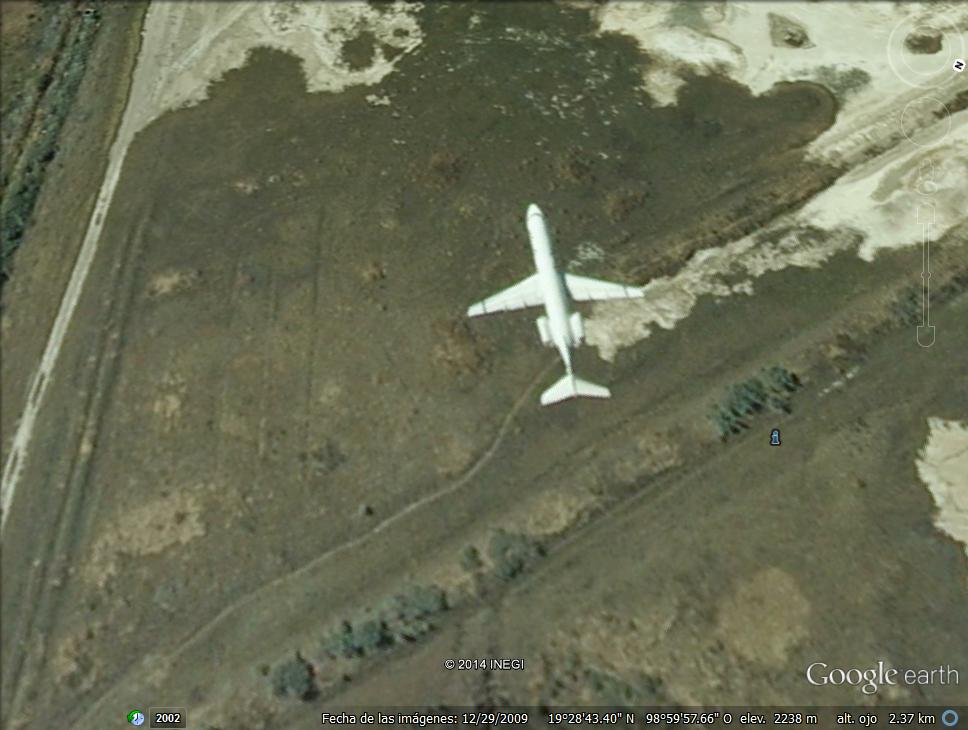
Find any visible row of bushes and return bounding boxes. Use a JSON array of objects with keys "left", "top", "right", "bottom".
[
  {"left": 0, "top": 5, "right": 73, "bottom": 176},
  {"left": 1, "top": 6, "right": 102, "bottom": 293},
  {"left": 270, "top": 529, "right": 548, "bottom": 701},
  {"left": 270, "top": 584, "right": 448, "bottom": 700},
  {"left": 320, "top": 584, "right": 448, "bottom": 660},
  {"left": 462, "top": 528, "right": 545, "bottom": 581},
  {"left": 711, "top": 365, "right": 802, "bottom": 438}
]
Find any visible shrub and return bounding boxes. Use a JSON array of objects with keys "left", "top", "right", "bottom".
[
  {"left": 307, "top": 439, "right": 346, "bottom": 475},
  {"left": 321, "top": 618, "right": 390, "bottom": 658},
  {"left": 354, "top": 619, "right": 392, "bottom": 653},
  {"left": 271, "top": 655, "right": 315, "bottom": 700},
  {"left": 0, "top": 12, "right": 100, "bottom": 293},
  {"left": 383, "top": 584, "right": 448, "bottom": 642},
  {"left": 320, "top": 621, "right": 356, "bottom": 658},
  {"left": 321, "top": 584, "right": 448, "bottom": 658},
  {"left": 891, "top": 285, "right": 923, "bottom": 326},
  {"left": 762, "top": 365, "right": 801, "bottom": 393},
  {"left": 712, "top": 366, "right": 802, "bottom": 438},
  {"left": 487, "top": 529, "right": 544, "bottom": 580},
  {"left": 460, "top": 545, "right": 483, "bottom": 572}
]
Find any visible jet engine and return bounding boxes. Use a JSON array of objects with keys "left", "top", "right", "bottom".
[
  {"left": 536, "top": 316, "right": 553, "bottom": 346},
  {"left": 569, "top": 311, "right": 585, "bottom": 344}
]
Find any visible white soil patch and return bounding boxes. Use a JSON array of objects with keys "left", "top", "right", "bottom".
[
  {"left": 591, "top": 2, "right": 968, "bottom": 162},
  {"left": 147, "top": 268, "right": 201, "bottom": 297},
  {"left": 585, "top": 108, "right": 966, "bottom": 361},
  {"left": 916, "top": 418, "right": 968, "bottom": 558},
  {"left": 127, "top": 1, "right": 424, "bottom": 135}
]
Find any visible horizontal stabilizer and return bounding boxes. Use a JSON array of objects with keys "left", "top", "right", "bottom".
[{"left": 540, "top": 373, "right": 611, "bottom": 406}]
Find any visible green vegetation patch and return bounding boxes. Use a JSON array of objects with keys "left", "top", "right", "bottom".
[
  {"left": 1, "top": 6, "right": 102, "bottom": 294},
  {"left": 319, "top": 584, "right": 449, "bottom": 660},
  {"left": 270, "top": 654, "right": 316, "bottom": 700},
  {"left": 487, "top": 529, "right": 545, "bottom": 580},
  {"left": 711, "top": 365, "right": 802, "bottom": 439}
]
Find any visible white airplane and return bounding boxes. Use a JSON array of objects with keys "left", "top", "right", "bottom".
[{"left": 467, "top": 204, "right": 644, "bottom": 406}]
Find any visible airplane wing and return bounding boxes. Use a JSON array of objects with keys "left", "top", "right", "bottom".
[
  {"left": 564, "top": 273, "right": 644, "bottom": 302},
  {"left": 467, "top": 274, "right": 544, "bottom": 317}
]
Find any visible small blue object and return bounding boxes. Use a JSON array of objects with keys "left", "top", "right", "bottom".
[
  {"left": 941, "top": 708, "right": 958, "bottom": 727},
  {"left": 769, "top": 429, "right": 781, "bottom": 446}
]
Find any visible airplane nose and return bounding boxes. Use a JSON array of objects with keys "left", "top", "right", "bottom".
[{"left": 527, "top": 203, "right": 542, "bottom": 219}]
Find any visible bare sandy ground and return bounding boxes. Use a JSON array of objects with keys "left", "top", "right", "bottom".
[{"left": 917, "top": 418, "right": 968, "bottom": 560}]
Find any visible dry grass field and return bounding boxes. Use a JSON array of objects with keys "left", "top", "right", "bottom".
[{"left": 2, "top": 3, "right": 966, "bottom": 728}]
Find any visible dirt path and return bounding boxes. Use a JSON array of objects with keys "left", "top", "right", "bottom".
[
  {"left": 313, "top": 291, "right": 968, "bottom": 715},
  {"left": 1, "top": 0, "right": 427, "bottom": 538},
  {"left": 0, "top": 5, "right": 152, "bottom": 533}
]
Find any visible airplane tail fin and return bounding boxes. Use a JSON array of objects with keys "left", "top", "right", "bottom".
[{"left": 540, "top": 373, "right": 611, "bottom": 406}]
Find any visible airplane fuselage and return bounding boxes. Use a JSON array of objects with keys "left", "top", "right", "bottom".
[
  {"left": 526, "top": 204, "right": 577, "bottom": 372},
  {"left": 466, "top": 203, "right": 643, "bottom": 405}
]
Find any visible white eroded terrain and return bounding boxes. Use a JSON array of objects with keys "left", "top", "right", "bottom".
[
  {"left": 917, "top": 418, "right": 968, "bottom": 560},
  {"left": 584, "top": 1, "right": 968, "bottom": 361},
  {"left": 126, "top": 1, "right": 424, "bottom": 134}
]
